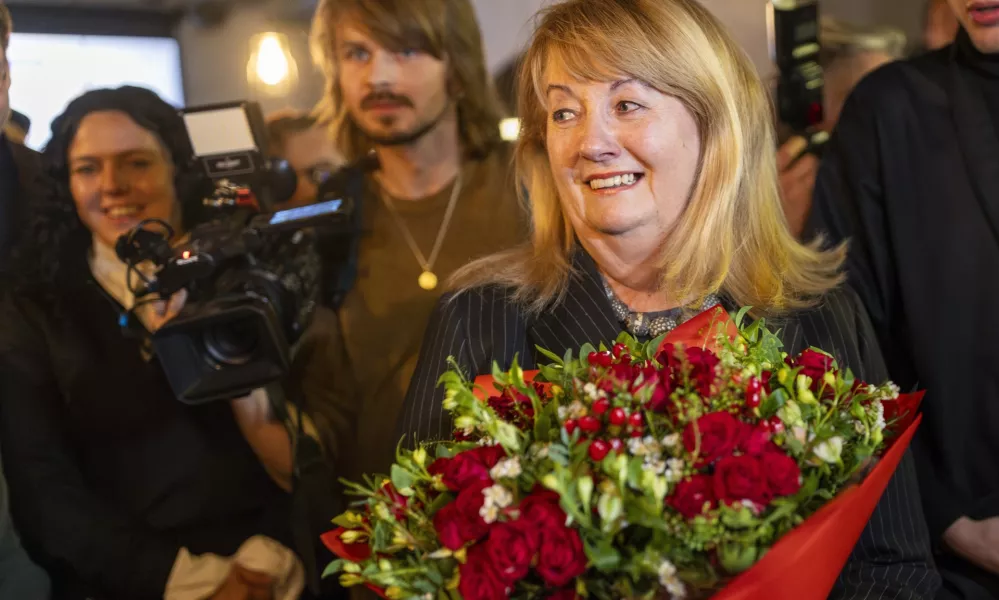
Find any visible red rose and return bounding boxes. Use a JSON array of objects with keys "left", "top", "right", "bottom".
[
  {"left": 454, "top": 480, "right": 491, "bottom": 542},
  {"left": 546, "top": 589, "right": 581, "bottom": 600},
  {"left": 667, "top": 475, "right": 716, "bottom": 519},
  {"left": 442, "top": 452, "right": 491, "bottom": 491},
  {"left": 459, "top": 543, "right": 508, "bottom": 600},
  {"left": 536, "top": 526, "right": 587, "bottom": 587},
  {"left": 433, "top": 503, "right": 467, "bottom": 550},
  {"left": 791, "top": 349, "right": 835, "bottom": 390},
  {"left": 683, "top": 346, "right": 721, "bottom": 395},
  {"left": 427, "top": 457, "right": 449, "bottom": 477},
  {"left": 656, "top": 343, "right": 682, "bottom": 371},
  {"left": 713, "top": 455, "right": 770, "bottom": 506},
  {"left": 646, "top": 382, "right": 671, "bottom": 413},
  {"left": 761, "top": 450, "right": 802, "bottom": 496},
  {"left": 683, "top": 411, "right": 742, "bottom": 466},
  {"left": 518, "top": 491, "right": 567, "bottom": 548},
  {"left": 470, "top": 444, "right": 507, "bottom": 468},
  {"left": 485, "top": 521, "right": 537, "bottom": 582},
  {"left": 738, "top": 422, "right": 778, "bottom": 457}
]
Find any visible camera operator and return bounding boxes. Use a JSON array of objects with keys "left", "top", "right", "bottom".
[
  {"left": 265, "top": 110, "right": 341, "bottom": 211},
  {"left": 0, "top": 86, "right": 352, "bottom": 600},
  {"left": 309, "top": 0, "right": 528, "bottom": 479},
  {"left": 777, "top": 18, "right": 906, "bottom": 237},
  {"left": 0, "top": 4, "right": 43, "bottom": 270}
]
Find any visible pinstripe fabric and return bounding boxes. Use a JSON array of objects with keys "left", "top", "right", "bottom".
[{"left": 396, "top": 251, "right": 941, "bottom": 599}]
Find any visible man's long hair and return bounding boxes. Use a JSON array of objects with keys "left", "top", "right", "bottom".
[{"left": 309, "top": 0, "right": 503, "bottom": 162}]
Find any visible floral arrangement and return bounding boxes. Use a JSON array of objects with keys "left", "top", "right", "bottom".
[{"left": 323, "top": 307, "right": 919, "bottom": 600}]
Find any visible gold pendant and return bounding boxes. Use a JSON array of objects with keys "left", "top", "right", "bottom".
[{"left": 418, "top": 270, "right": 438, "bottom": 290}]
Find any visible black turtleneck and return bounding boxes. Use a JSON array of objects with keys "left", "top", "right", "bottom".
[{"left": 956, "top": 28, "right": 999, "bottom": 143}]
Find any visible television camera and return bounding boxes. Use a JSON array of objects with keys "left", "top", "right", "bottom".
[
  {"left": 768, "top": 0, "right": 829, "bottom": 156},
  {"left": 116, "top": 101, "right": 372, "bottom": 405}
]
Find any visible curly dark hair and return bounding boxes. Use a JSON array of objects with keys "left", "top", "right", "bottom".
[{"left": 9, "top": 86, "right": 212, "bottom": 298}]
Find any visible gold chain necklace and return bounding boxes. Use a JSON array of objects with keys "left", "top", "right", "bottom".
[{"left": 379, "top": 173, "right": 463, "bottom": 290}]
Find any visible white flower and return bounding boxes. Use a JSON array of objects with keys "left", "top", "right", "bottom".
[
  {"left": 813, "top": 436, "right": 844, "bottom": 464},
  {"left": 479, "top": 503, "right": 500, "bottom": 524},
  {"left": 664, "top": 458, "right": 685, "bottom": 482},
  {"left": 529, "top": 443, "right": 550, "bottom": 459},
  {"left": 476, "top": 436, "right": 496, "bottom": 447},
  {"left": 658, "top": 560, "right": 686, "bottom": 598},
  {"left": 482, "top": 484, "right": 513, "bottom": 509},
  {"left": 873, "top": 400, "right": 886, "bottom": 431},
  {"left": 583, "top": 382, "right": 598, "bottom": 400},
  {"left": 661, "top": 433, "right": 681, "bottom": 448},
  {"left": 628, "top": 437, "right": 648, "bottom": 456},
  {"left": 645, "top": 457, "right": 667, "bottom": 475},
  {"left": 479, "top": 484, "right": 513, "bottom": 524},
  {"left": 489, "top": 457, "right": 523, "bottom": 480},
  {"left": 561, "top": 400, "right": 587, "bottom": 421},
  {"left": 853, "top": 420, "right": 866, "bottom": 434}
]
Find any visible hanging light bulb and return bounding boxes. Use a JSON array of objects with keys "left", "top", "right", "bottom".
[{"left": 247, "top": 32, "right": 299, "bottom": 94}]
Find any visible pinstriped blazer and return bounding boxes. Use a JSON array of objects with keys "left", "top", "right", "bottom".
[{"left": 396, "top": 250, "right": 941, "bottom": 599}]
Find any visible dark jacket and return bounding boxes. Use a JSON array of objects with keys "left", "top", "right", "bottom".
[
  {"left": 809, "top": 30, "right": 999, "bottom": 599},
  {"left": 0, "top": 136, "right": 43, "bottom": 267},
  {"left": 0, "top": 251, "right": 357, "bottom": 600},
  {"left": 396, "top": 250, "right": 941, "bottom": 600}
]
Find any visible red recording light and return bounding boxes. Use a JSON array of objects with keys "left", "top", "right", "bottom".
[{"left": 808, "top": 101, "right": 824, "bottom": 125}]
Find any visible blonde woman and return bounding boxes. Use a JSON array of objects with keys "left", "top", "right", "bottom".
[{"left": 397, "top": 0, "right": 940, "bottom": 596}]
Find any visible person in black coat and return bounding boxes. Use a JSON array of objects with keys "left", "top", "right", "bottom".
[
  {"left": 0, "top": 86, "right": 356, "bottom": 600},
  {"left": 395, "top": 0, "right": 941, "bottom": 598},
  {"left": 808, "top": 7, "right": 999, "bottom": 598}
]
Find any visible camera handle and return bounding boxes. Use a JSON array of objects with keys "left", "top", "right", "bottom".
[{"left": 264, "top": 380, "right": 343, "bottom": 596}]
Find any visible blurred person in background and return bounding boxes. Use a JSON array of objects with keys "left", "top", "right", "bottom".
[
  {"left": 808, "top": 0, "right": 999, "bottom": 596},
  {"left": 265, "top": 109, "right": 341, "bottom": 211},
  {"left": 778, "top": 18, "right": 906, "bottom": 237},
  {"left": 0, "top": 86, "right": 354, "bottom": 600},
  {"left": 309, "top": 0, "right": 527, "bottom": 482},
  {"left": 0, "top": 9, "right": 52, "bottom": 598},
  {"left": 0, "top": 5, "right": 43, "bottom": 270},
  {"left": 924, "top": 0, "right": 960, "bottom": 52},
  {"left": 3, "top": 110, "right": 30, "bottom": 145}
]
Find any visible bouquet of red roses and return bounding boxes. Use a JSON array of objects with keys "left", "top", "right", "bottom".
[{"left": 323, "top": 307, "right": 921, "bottom": 600}]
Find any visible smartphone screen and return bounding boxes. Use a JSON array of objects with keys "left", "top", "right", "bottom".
[{"left": 268, "top": 199, "right": 344, "bottom": 226}]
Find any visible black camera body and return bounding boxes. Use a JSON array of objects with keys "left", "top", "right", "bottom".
[
  {"left": 117, "top": 101, "right": 370, "bottom": 405},
  {"left": 768, "top": 0, "right": 829, "bottom": 152}
]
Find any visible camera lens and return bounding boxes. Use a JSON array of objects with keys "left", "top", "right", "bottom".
[{"left": 203, "top": 317, "right": 259, "bottom": 366}]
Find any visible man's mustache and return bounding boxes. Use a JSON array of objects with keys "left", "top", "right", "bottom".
[{"left": 361, "top": 92, "right": 414, "bottom": 109}]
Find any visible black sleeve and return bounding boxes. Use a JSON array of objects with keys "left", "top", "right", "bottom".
[
  {"left": 0, "top": 295, "right": 179, "bottom": 599},
  {"left": 807, "top": 78, "right": 896, "bottom": 330},
  {"left": 787, "top": 289, "right": 941, "bottom": 600},
  {"left": 290, "top": 306, "right": 359, "bottom": 466},
  {"left": 396, "top": 287, "right": 530, "bottom": 449}
]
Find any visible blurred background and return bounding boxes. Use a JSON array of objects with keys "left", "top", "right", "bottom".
[{"left": 3, "top": 0, "right": 931, "bottom": 151}]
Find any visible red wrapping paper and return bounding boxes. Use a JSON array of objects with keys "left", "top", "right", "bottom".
[{"left": 324, "top": 307, "right": 923, "bottom": 599}]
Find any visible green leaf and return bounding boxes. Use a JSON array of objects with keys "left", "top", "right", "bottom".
[
  {"left": 390, "top": 465, "right": 414, "bottom": 491},
  {"left": 322, "top": 559, "right": 346, "bottom": 579},
  {"left": 539, "top": 364, "right": 562, "bottom": 383},
  {"left": 563, "top": 348, "right": 574, "bottom": 366},
  {"left": 627, "top": 456, "right": 646, "bottom": 489},
  {"left": 577, "top": 475, "right": 594, "bottom": 513},
  {"left": 426, "top": 491, "right": 454, "bottom": 517},
  {"left": 733, "top": 306, "right": 751, "bottom": 329},
  {"left": 647, "top": 333, "right": 667, "bottom": 360},
  {"left": 579, "top": 343, "right": 597, "bottom": 360},
  {"left": 372, "top": 521, "right": 390, "bottom": 550},
  {"left": 331, "top": 512, "right": 363, "bottom": 529},
  {"left": 585, "top": 537, "right": 622, "bottom": 571},
  {"left": 534, "top": 411, "right": 552, "bottom": 443},
  {"left": 536, "top": 346, "right": 565, "bottom": 365},
  {"left": 760, "top": 388, "right": 788, "bottom": 417},
  {"left": 426, "top": 565, "right": 445, "bottom": 586},
  {"left": 742, "top": 319, "right": 762, "bottom": 344}
]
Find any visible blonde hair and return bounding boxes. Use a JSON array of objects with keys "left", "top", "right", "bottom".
[
  {"left": 309, "top": 0, "right": 504, "bottom": 162},
  {"left": 451, "top": 0, "right": 845, "bottom": 315},
  {"left": 820, "top": 17, "right": 908, "bottom": 64}
]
